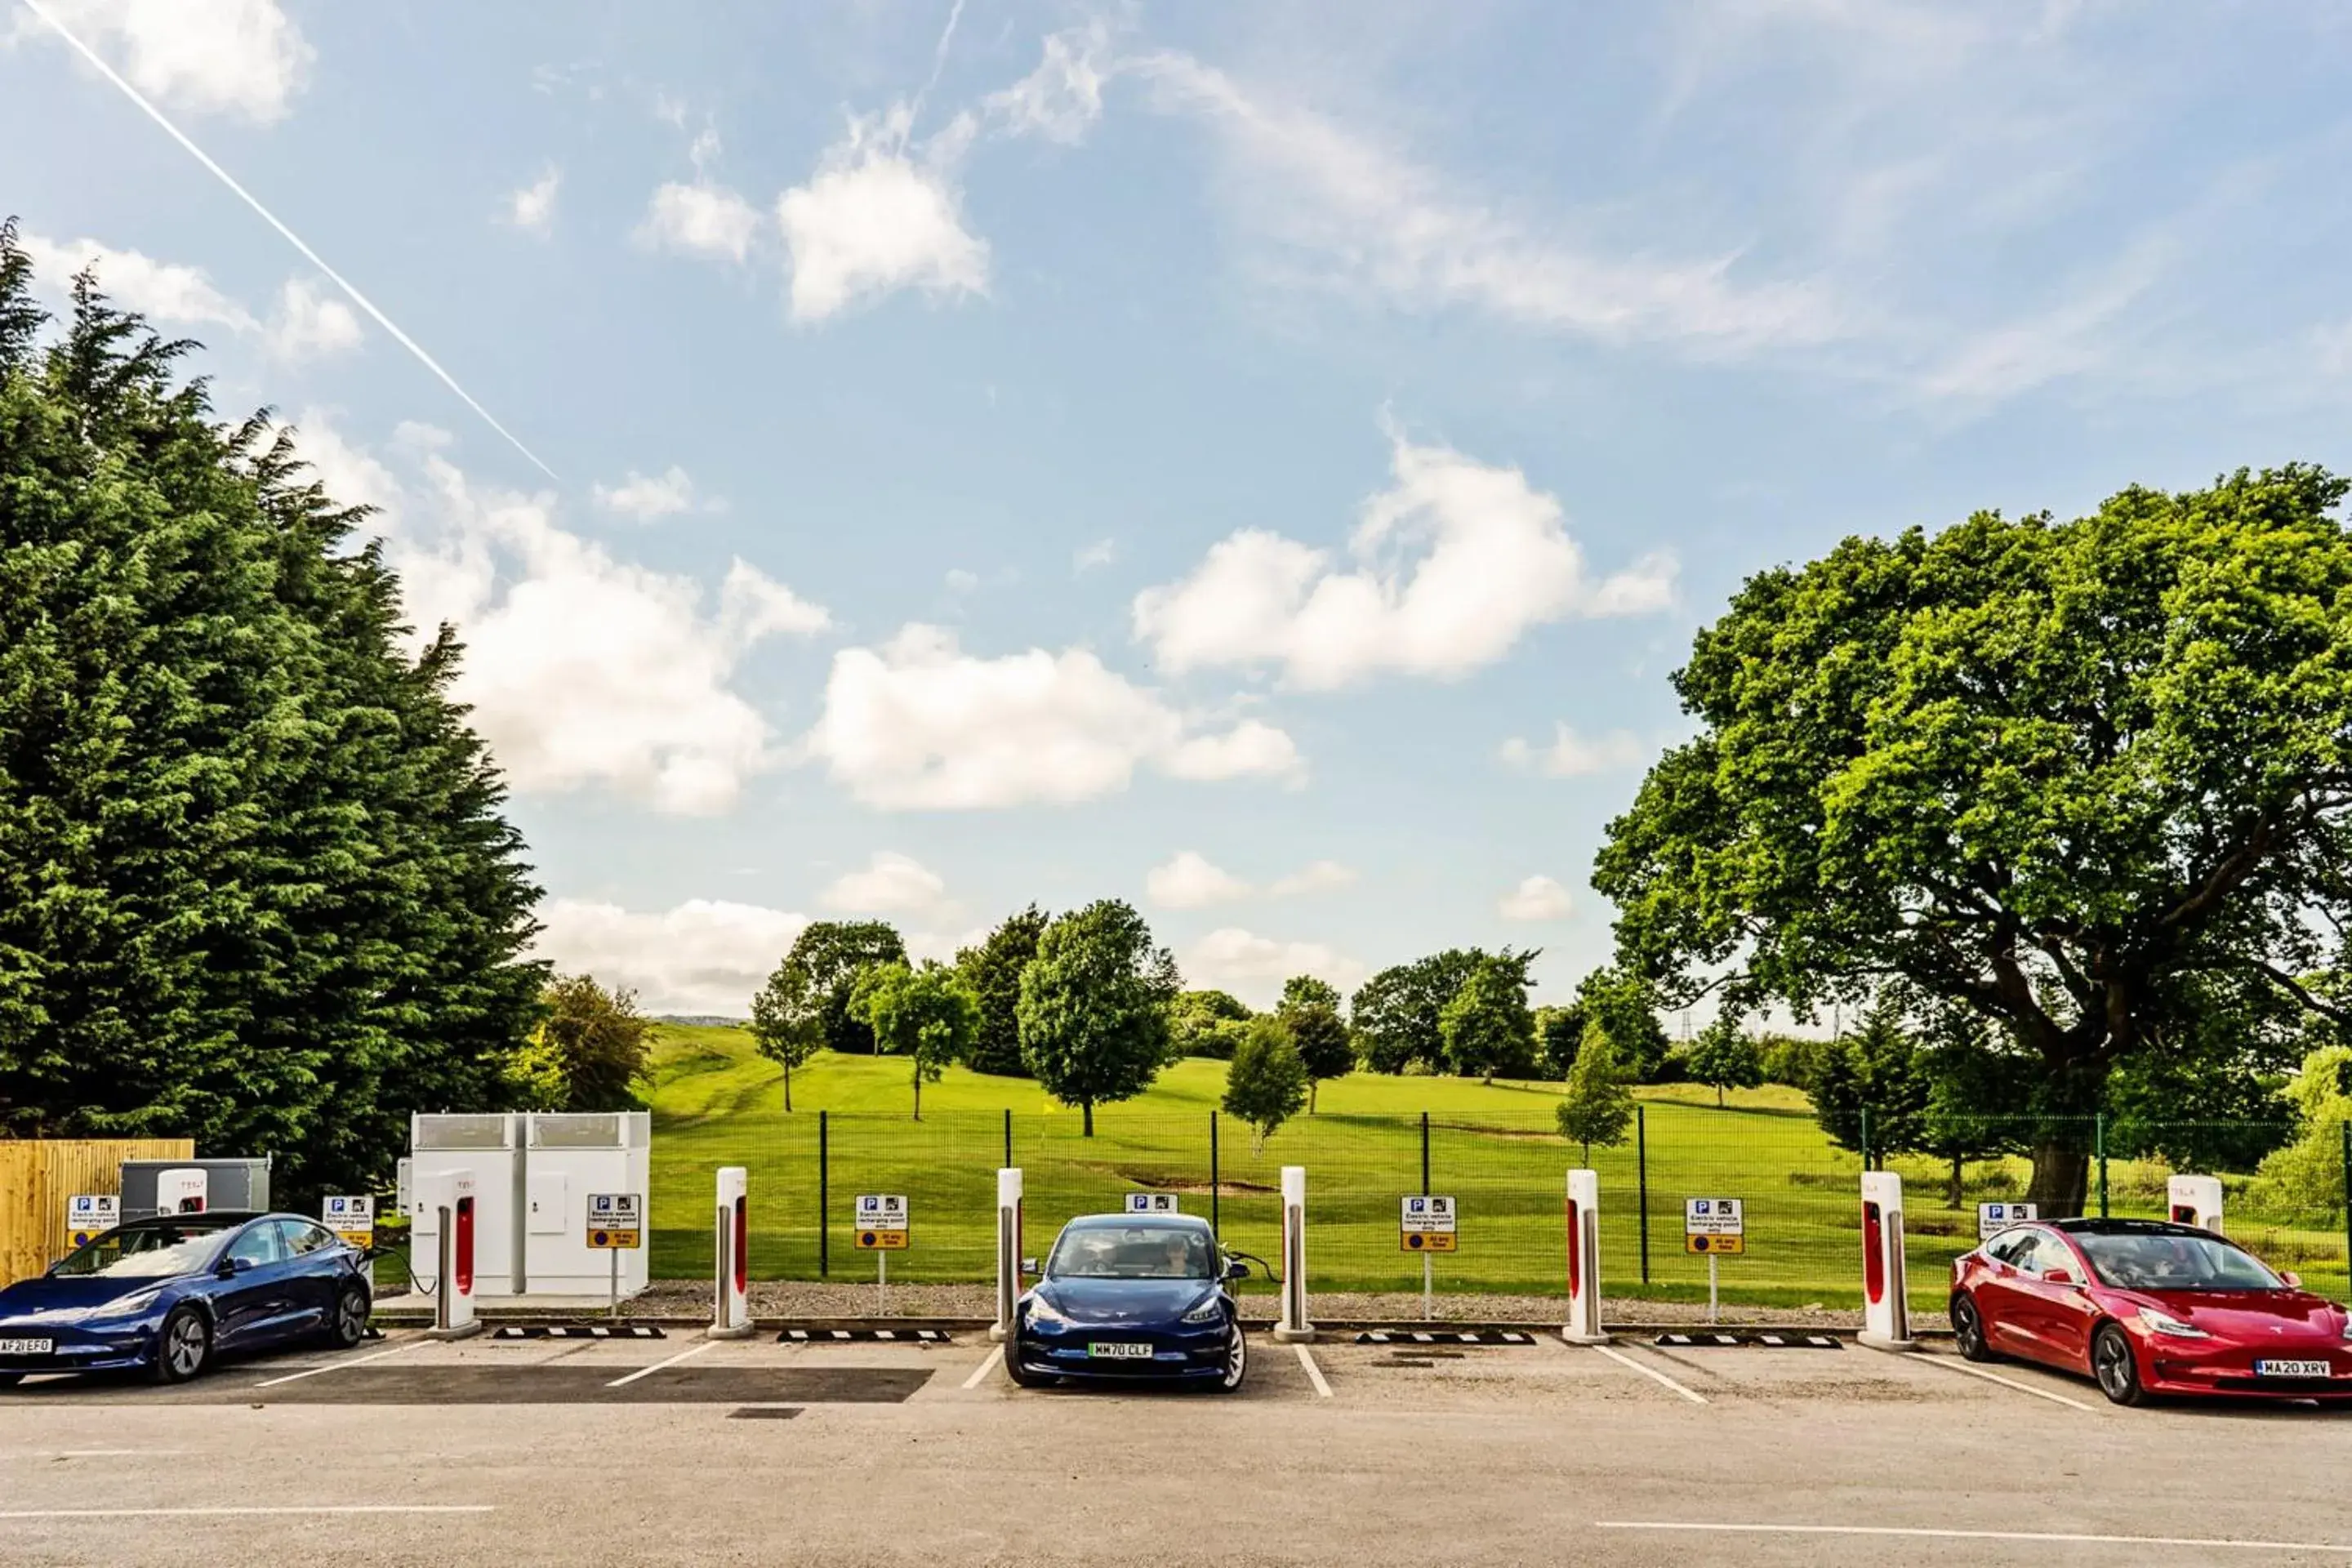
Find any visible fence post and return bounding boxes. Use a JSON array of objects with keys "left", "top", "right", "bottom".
[
  {"left": 817, "top": 1110, "right": 830, "bottom": 1278},
  {"left": 1003, "top": 1107, "right": 1013, "bottom": 1171},
  {"left": 1637, "top": 1105, "right": 1650, "bottom": 1287},
  {"left": 2096, "top": 1114, "right": 2109, "bottom": 1219},
  {"left": 1860, "top": 1107, "right": 1873, "bottom": 1172},
  {"left": 2341, "top": 1121, "right": 2350, "bottom": 1284},
  {"left": 1420, "top": 1111, "right": 1431, "bottom": 1197},
  {"left": 1209, "top": 1113, "right": 1220, "bottom": 1240}
]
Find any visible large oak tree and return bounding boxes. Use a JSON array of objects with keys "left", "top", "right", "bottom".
[{"left": 1594, "top": 467, "right": 2352, "bottom": 1213}]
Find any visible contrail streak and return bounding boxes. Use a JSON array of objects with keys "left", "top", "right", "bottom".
[
  {"left": 19, "top": 0, "right": 559, "bottom": 480},
  {"left": 902, "top": 0, "right": 967, "bottom": 142}
]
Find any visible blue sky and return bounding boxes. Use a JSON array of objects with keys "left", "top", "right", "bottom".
[{"left": 5, "top": 0, "right": 2350, "bottom": 1017}]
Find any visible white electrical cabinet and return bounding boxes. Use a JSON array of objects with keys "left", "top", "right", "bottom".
[
  {"left": 408, "top": 1113, "right": 525, "bottom": 1296},
  {"left": 521, "top": 1111, "right": 652, "bottom": 1297}
]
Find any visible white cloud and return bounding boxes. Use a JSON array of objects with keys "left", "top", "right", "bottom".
[
  {"left": 16, "top": 232, "right": 250, "bottom": 327},
  {"left": 638, "top": 181, "right": 763, "bottom": 263},
  {"left": 1073, "top": 538, "right": 1116, "bottom": 573},
  {"left": 821, "top": 851, "right": 951, "bottom": 917},
  {"left": 1178, "top": 928, "right": 1368, "bottom": 1010},
  {"left": 1136, "top": 52, "right": 1844, "bottom": 354},
  {"left": 1147, "top": 851, "right": 1253, "bottom": 909},
  {"left": 1134, "top": 427, "right": 1675, "bottom": 689},
  {"left": 802, "top": 624, "right": 1302, "bottom": 810},
  {"left": 1147, "top": 852, "right": 1356, "bottom": 910},
  {"left": 264, "top": 278, "right": 361, "bottom": 363},
  {"left": 533, "top": 897, "right": 807, "bottom": 1016},
  {"left": 987, "top": 22, "right": 1112, "bottom": 144},
  {"left": 1913, "top": 239, "right": 2167, "bottom": 405},
  {"left": 506, "top": 167, "right": 561, "bottom": 235},
  {"left": 1498, "top": 875, "right": 1575, "bottom": 923},
  {"left": 1499, "top": 724, "right": 1648, "bottom": 778},
  {"left": 594, "top": 466, "right": 704, "bottom": 522},
  {"left": 777, "top": 106, "right": 989, "bottom": 322},
  {"left": 20, "top": 0, "right": 314, "bottom": 123},
  {"left": 293, "top": 413, "right": 829, "bottom": 815}
]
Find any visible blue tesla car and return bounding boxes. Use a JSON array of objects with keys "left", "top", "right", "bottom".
[
  {"left": 0, "top": 1211, "right": 372, "bottom": 1387},
  {"left": 1009, "top": 1213, "right": 1252, "bottom": 1392}
]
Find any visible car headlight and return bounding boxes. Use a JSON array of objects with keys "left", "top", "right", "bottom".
[
  {"left": 1181, "top": 1296, "right": 1224, "bottom": 1325},
  {"left": 1025, "top": 1295, "right": 1070, "bottom": 1330},
  {"left": 2137, "top": 1307, "right": 2211, "bottom": 1339}
]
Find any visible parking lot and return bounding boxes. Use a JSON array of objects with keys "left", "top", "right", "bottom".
[{"left": 3, "top": 1326, "right": 2347, "bottom": 1567}]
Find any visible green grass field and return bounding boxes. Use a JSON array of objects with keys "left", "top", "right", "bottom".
[{"left": 642, "top": 1024, "right": 2351, "bottom": 1311}]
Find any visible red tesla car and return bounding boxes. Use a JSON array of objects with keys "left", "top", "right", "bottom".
[{"left": 1949, "top": 1217, "right": 2351, "bottom": 1405}]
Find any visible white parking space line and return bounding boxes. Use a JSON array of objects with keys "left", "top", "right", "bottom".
[
  {"left": 0, "top": 1505, "right": 494, "bottom": 1520},
  {"left": 48, "top": 1450, "right": 187, "bottom": 1459},
  {"left": 1911, "top": 1352, "right": 2099, "bottom": 1413},
  {"left": 1597, "top": 1521, "right": 2349, "bottom": 1553},
  {"left": 961, "top": 1348, "right": 1005, "bottom": 1390},
  {"left": 604, "top": 1340, "right": 714, "bottom": 1388},
  {"left": 1294, "top": 1343, "right": 1333, "bottom": 1398},
  {"left": 1591, "top": 1343, "right": 1707, "bottom": 1405},
  {"left": 250, "top": 1341, "right": 417, "bottom": 1388}
]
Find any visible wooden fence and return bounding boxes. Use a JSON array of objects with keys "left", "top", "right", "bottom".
[{"left": 0, "top": 1138, "right": 194, "bottom": 1288}]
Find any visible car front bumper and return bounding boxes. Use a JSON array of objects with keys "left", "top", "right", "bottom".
[
  {"left": 2138, "top": 1339, "right": 2352, "bottom": 1398},
  {"left": 1013, "top": 1320, "right": 1236, "bottom": 1380},
  {"left": 0, "top": 1316, "right": 164, "bottom": 1378}
]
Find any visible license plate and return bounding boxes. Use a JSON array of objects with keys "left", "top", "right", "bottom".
[
  {"left": 2255, "top": 1360, "right": 2332, "bottom": 1379},
  {"left": 1087, "top": 1342, "right": 1154, "bottom": 1361},
  {"left": 0, "top": 1338, "right": 53, "bottom": 1356}
]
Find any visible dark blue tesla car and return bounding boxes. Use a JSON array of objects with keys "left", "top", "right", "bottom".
[
  {"left": 0, "top": 1211, "right": 372, "bottom": 1387},
  {"left": 1009, "top": 1213, "right": 1251, "bottom": 1392}
]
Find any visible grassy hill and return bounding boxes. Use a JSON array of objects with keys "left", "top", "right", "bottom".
[{"left": 639, "top": 1024, "right": 2347, "bottom": 1308}]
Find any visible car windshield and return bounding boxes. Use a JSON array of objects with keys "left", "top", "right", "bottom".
[
  {"left": 51, "top": 1224, "right": 230, "bottom": 1281},
  {"left": 2074, "top": 1231, "right": 2281, "bottom": 1292},
  {"left": 1047, "top": 1225, "right": 1215, "bottom": 1280}
]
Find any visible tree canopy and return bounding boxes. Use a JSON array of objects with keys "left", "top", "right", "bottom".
[
  {"left": 1169, "top": 988, "right": 1254, "bottom": 1060},
  {"left": 1556, "top": 1021, "right": 1635, "bottom": 1158},
  {"left": 1438, "top": 952, "right": 1536, "bottom": 1082},
  {"left": 766, "top": 920, "right": 906, "bottom": 1056},
  {"left": 1684, "top": 1014, "right": 1762, "bottom": 1107},
  {"left": 953, "top": 906, "right": 1047, "bottom": 1076},
  {"left": 532, "top": 974, "right": 653, "bottom": 1112},
  {"left": 1595, "top": 467, "right": 2352, "bottom": 1212},
  {"left": 1276, "top": 978, "right": 1354, "bottom": 1111},
  {"left": 0, "top": 226, "right": 544, "bottom": 1197},
  {"left": 1017, "top": 899, "right": 1178, "bottom": 1135},
  {"left": 1223, "top": 1014, "right": 1308, "bottom": 1153},
  {"left": 851, "top": 960, "right": 978, "bottom": 1120}
]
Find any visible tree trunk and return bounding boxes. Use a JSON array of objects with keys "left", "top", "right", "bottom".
[
  {"left": 1947, "top": 1150, "right": 1962, "bottom": 1209},
  {"left": 2025, "top": 1140, "right": 2091, "bottom": 1218},
  {"left": 1082, "top": 1101, "right": 1094, "bottom": 1138},
  {"left": 1716, "top": 1085, "right": 1725, "bottom": 1108},
  {"left": 913, "top": 1071, "right": 921, "bottom": 1122},
  {"left": 783, "top": 1065, "right": 792, "bottom": 1114},
  {"left": 1309, "top": 1080, "right": 1319, "bottom": 1115}
]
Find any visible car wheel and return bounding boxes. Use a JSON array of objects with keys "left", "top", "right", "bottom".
[
  {"left": 151, "top": 1306, "right": 212, "bottom": 1385},
  {"left": 1950, "top": 1294, "right": 1998, "bottom": 1363},
  {"left": 1004, "top": 1340, "right": 1045, "bottom": 1388},
  {"left": 326, "top": 1285, "right": 371, "bottom": 1350},
  {"left": 2091, "top": 1323, "right": 2147, "bottom": 1407},
  {"left": 1211, "top": 1325, "right": 1247, "bottom": 1395}
]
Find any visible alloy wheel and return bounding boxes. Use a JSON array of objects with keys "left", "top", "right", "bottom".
[{"left": 166, "top": 1312, "right": 207, "bottom": 1379}]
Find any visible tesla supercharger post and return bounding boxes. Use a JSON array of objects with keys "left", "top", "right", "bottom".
[
  {"left": 424, "top": 1169, "right": 481, "bottom": 1339},
  {"left": 1563, "top": 1169, "right": 1607, "bottom": 1344},
  {"left": 991, "top": 1167, "right": 1022, "bottom": 1344},
  {"left": 157, "top": 1168, "right": 208, "bottom": 1214},
  {"left": 1274, "top": 1165, "right": 1314, "bottom": 1343},
  {"left": 711, "top": 1165, "right": 752, "bottom": 1339},
  {"left": 2167, "top": 1174, "right": 2225, "bottom": 1233},
  {"left": 1859, "top": 1169, "right": 1915, "bottom": 1352}
]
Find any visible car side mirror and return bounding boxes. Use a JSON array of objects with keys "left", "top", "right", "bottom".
[
  {"left": 2281, "top": 1271, "right": 2302, "bottom": 1289},
  {"left": 1226, "top": 1261, "right": 1251, "bottom": 1281},
  {"left": 2042, "top": 1267, "right": 2074, "bottom": 1286}
]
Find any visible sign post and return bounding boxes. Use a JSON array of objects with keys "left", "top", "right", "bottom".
[
  {"left": 1683, "top": 1198, "right": 1745, "bottom": 1324},
  {"left": 1400, "top": 1196, "right": 1457, "bottom": 1320},
  {"left": 854, "top": 1195, "right": 909, "bottom": 1315},
  {"left": 586, "top": 1193, "right": 644, "bottom": 1319},
  {"left": 65, "top": 1194, "right": 120, "bottom": 1250},
  {"left": 1976, "top": 1200, "right": 2038, "bottom": 1240}
]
